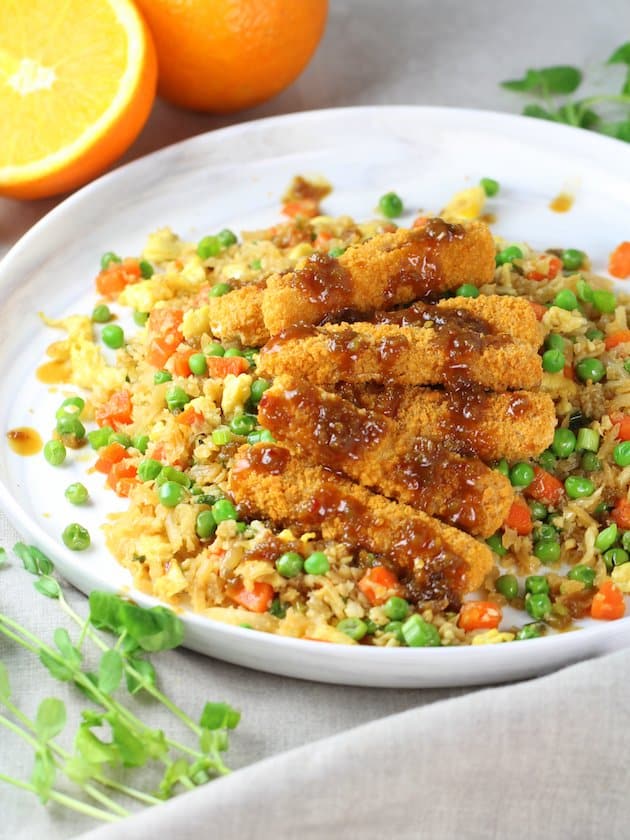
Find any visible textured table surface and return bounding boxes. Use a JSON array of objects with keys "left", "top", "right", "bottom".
[{"left": 2, "top": 1, "right": 630, "bottom": 837}]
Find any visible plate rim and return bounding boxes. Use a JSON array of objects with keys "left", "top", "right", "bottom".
[{"left": 1, "top": 104, "right": 629, "bottom": 677}]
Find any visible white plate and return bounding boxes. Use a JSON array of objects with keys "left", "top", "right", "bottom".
[{"left": 1, "top": 106, "right": 630, "bottom": 687}]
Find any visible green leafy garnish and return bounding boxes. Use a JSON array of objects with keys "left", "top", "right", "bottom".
[{"left": 501, "top": 43, "right": 630, "bottom": 141}]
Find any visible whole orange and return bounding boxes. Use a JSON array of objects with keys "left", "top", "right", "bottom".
[{"left": 134, "top": 0, "right": 328, "bottom": 113}]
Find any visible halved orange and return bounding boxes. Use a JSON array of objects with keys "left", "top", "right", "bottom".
[{"left": 0, "top": 0, "right": 157, "bottom": 199}]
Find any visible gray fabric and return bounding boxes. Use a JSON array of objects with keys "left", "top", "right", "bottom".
[{"left": 2, "top": 0, "right": 630, "bottom": 837}]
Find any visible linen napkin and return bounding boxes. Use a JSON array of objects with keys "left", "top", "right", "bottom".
[{"left": 83, "top": 645, "right": 630, "bottom": 840}]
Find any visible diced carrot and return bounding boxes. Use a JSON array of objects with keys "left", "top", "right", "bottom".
[
  {"left": 95, "top": 258, "right": 142, "bottom": 299},
  {"left": 206, "top": 356, "right": 250, "bottom": 378},
  {"left": 95, "top": 390, "right": 133, "bottom": 430},
  {"left": 614, "top": 417, "right": 630, "bottom": 441},
  {"left": 529, "top": 301, "right": 547, "bottom": 321},
  {"left": 148, "top": 308, "right": 183, "bottom": 334},
  {"left": 608, "top": 241, "right": 630, "bottom": 279},
  {"left": 226, "top": 581, "right": 274, "bottom": 613},
  {"left": 281, "top": 199, "right": 318, "bottom": 219},
  {"left": 172, "top": 347, "right": 196, "bottom": 377},
  {"left": 147, "top": 333, "right": 182, "bottom": 369},
  {"left": 313, "top": 231, "right": 333, "bottom": 249},
  {"left": 357, "top": 565, "right": 400, "bottom": 606},
  {"left": 611, "top": 498, "right": 630, "bottom": 530},
  {"left": 94, "top": 442, "right": 127, "bottom": 474},
  {"left": 563, "top": 363, "right": 575, "bottom": 381},
  {"left": 107, "top": 461, "right": 137, "bottom": 496},
  {"left": 176, "top": 406, "right": 205, "bottom": 426},
  {"left": 525, "top": 466, "right": 565, "bottom": 507},
  {"left": 458, "top": 600, "right": 503, "bottom": 631},
  {"left": 605, "top": 330, "right": 630, "bottom": 351},
  {"left": 591, "top": 580, "right": 626, "bottom": 620},
  {"left": 504, "top": 500, "right": 533, "bottom": 535},
  {"left": 526, "top": 256, "right": 562, "bottom": 282}
]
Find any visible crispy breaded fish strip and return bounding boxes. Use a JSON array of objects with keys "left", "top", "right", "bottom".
[
  {"left": 262, "top": 219, "right": 495, "bottom": 336},
  {"left": 336, "top": 384, "right": 556, "bottom": 462},
  {"left": 229, "top": 443, "right": 493, "bottom": 605},
  {"left": 207, "top": 283, "right": 268, "bottom": 347},
  {"left": 258, "top": 378, "right": 514, "bottom": 537},
  {"left": 257, "top": 322, "right": 542, "bottom": 390}
]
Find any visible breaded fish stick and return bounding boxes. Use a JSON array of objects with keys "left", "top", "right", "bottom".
[
  {"left": 258, "top": 378, "right": 514, "bottom": 537},
  {"left": 336, "top": 384, "right": 556, "bottom": 462},
  {"left": 229, "top": 443, "right": 493, "bottom": 605},
  {"left": 207, "top": 283, "right": 268, "bottom": 347},
  {"left": 258, "top": 322, "right": 542, "bottom": 391},
  {"left": 262, "top": 219, "right": 495, "bottom": 336}
]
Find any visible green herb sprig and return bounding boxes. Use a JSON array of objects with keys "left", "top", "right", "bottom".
[
  {"left": 501, "top": 43, "right": 630, "bottom": 141},
  {"left": 0, "top": 543, "right": 240, "bottom": 823}
]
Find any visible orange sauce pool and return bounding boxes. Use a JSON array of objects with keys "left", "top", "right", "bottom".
[
  {"left": 6, "top": 426, "right": 43, "bottom": 456},
  {"left": 36, "top": 359, "right": 71, "bottom": 384},
  {"left": 549, "top": 193, "right": 574, "bottom": 213}
]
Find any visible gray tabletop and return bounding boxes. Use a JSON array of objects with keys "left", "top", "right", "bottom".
[{"left": 2, "top": 1, "right": 630, "bottom": 837}]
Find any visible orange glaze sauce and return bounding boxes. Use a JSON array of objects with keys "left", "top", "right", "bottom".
[
  {"left": 6, "top": 426, "right": 43, "bottom": 456},
  {"left": 549, "top": 192, "right": 574, "bottom": 213}
]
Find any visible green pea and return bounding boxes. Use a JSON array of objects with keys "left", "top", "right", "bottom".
[
  {"left": 383, "top": 596, "right": 410, "bottom": 621},
  {"left": 581, "top": 452, "right": 601, "bottom": 472},
  {"left": 100, "top": 251, "right": 121, "bottom": 269},
  {"left": 480, "top": 177, "right": 499, "bottom": 197},
  {"left": 223, "top": 347, "right": 242, "bottom": 358},
  {"left": 87, "top": 427, "right": 113, "bottom": 450},
  {"left": 564, "top": 475, "right": 595, "bottom": 499},
  {"left": 537, "top": 451, "right": 557, "bottom": 472},
  {"left": 229, "top": 414, "right": 257, "bottom": 436},
  {"left": 56, "top": 415, "right": 86, "bottom": 440},
  {"left": 576, "top": 427, "right": 599, "bottom": 453},
  {"left": 217, "top": 229, "right": 237, "bottom": 248},
  {"left": 545, "top": 334, "right": 566, "bottom": 352},
  {"left": 551, "top": 428, "right": 576, "bottom": 458},
  {"left": 65, "top": 483, "right": 89, "bottom": 505},
  {"left": 188, "top": 353, "right": 208, "bottom": 376},
  {"left": 509, "top": 462, "right": 535, "bottom": 488},
  {"left": 567, "top": 564, "right": 596, "bottom": 587},
  {"left": 195, "top": 510, "right": 216, "bottom": 540},
  {"left": 211, "top": 498, "right": 238, "bottom": 523},
  {"left": 575, "top": 357, "right": 605, "bottom": 383},
  {"left": 133, "top": 310, "right": 149, "bottom": 326},
  {"left": 594, "top": 502, "right": 610, "bottom": 517},
  {"left": 614, "top": 441, "right": 630, "bottom": 467},
  {"left": 59, "top": 397, "right": 84, "bottom": 415},
  {"left": 622, "top": 531, "right": 630, "bottom": 552},
  {"left": 530, "top": 501, "right": 548, "bottom": 520},
  {"left": 138, "top": 459, "right": 162, "bottom": 481},
  {"left": 154, "top": 370, "right": 172, "bottom": 384},
  {"left": 259, "top": 430, "right": 276, "bottom": 443},
  {"left": 495, "top": 573, "right": 518, "bottom": 599},
  {"left": 92, "top": 304, "right": 112, "bottom": 323},
  {"left": 624, "top": 358, "right": 630, "bottom": 374},
  {"left": 328, "top": 246, "right": 346, "bottom": 258},
  {"left": 384, "top": 621, "right": 404, "bottom": 641},
  {"left": 525, "top": 592, "right": 552, "bottom": 620},
  {"left": 592, "top": 289, "right": 616, "bottom": 314},
  {"left": 276, "top": 551, "right": 304, "bottom": 578},
  {"left": 536, "top": 523, "right": 559, "bottom": 542},
  {"left": 495, "top": 245, "right": 523, "bottom": 266},
  {"left": 250, "top": 378, "right": 271, "bottom": 405},
  {"left": 132, "top": 435, "right": 149, "bottom": 454},
  {"left": 486, "top": 533, "right": 507, "bottom": 556},
  {"left": 336, "top": 617, "right": 368, "bottom": 641},
  {"left": 401, "top": 614, "right": 441, "bottom": 647},
  {"left": 204, "top": 343, "right": 225, "bottom": 357},
  {"left": 586, "top": 327, "right": 605, "bottom": 341},
  {"left": 515, "top": 622, "right": 544, "bottom": 640},
  {"left": 62, "top": 523, "right": 91, "bottom": 551},
  {"left": 158, "top": 481, "right": 185, "bottom": 508},
  {"left": 378, "top": 192, "right": 404, "bottom": 218},
  {"left": 495, "top": 459, "right": 509, "bottom": 477},
  {"left": 208, "top": 282, "right": 232, "bottom": 298},
  {"left": 542, "top": 348, "right": 565, "bottom": 373},
  {"left": 455, "top": 283, "right": 479, "bottom": 298},
  {"left": 249, "top": 258, "right": 263, "bottom": 270},
  {"left": 595, "top": 523, "right": 618, "bottom": 552},
  {"left": 561, "top": 249, "right": 585, "bottom": 271},
  {"left": 157, "top": 466, "right": 191, "bottom": 488},
  {"left": 604, "top": 548, "right": 629, "bottom": 570},
  {"left": 107, "top": 432, "right": 131, "bottom": 448},
  {"left": 165, "top": 386, "right": 191, "bottom": 411},
  {"left": 269, "top": 598, "right": 287, "bottom": 619},
  {"left": 197, "top": 235, "right": 221, "bottom": 259},
  {"left": 102, "top": 324, "right": 125, "bottom": 349},
  {"left": 44, "top": 439, "right": 66, "bottom": 466},
  {"left": 553, "top": 289, "right": 578, "bottom": 311},
  {"left": 534, "top": 540, "right": 561, "bottom": 564},
  {"left": 526, "top": 575, "right": 550, "bottom": 595},
  {"left": 304, "top": 551, "right": 330, "bottom": 575},
  {"left": 139, "top": 259, "right": 154, "bottom": 278},
  {"left": 576, "top": 277, "right": 593, "bottom": 302}
]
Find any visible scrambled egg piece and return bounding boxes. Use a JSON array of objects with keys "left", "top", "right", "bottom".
[
  {"left": 611, "top": 564, "right": 630, "bottom": 593},
  {"left": 153, "top": 561, "right": 189, "bottom": 600},
  {"left": 221, "top": 373, "right": 252, "bottom": 418},
  {"left": 471, "top": 629, "right": 516, "bottom": 645},
  {"left": 40, "top": 313, "right": 125, "bottom": 395},
  {"left": 143, "top": 227, "right": 186, "bottom": 263},
  {"left": 182, "top": 304, "right": 210, "bottom": 340},
  {"left": 442, "top": 186, "right": 486, "bottom": 222},
  {"left": 119, "top": 278, "right": 174, "bottom": 311}
]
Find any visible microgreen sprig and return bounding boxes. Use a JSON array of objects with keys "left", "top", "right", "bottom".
[
  {"left": 0, "top": 544, "right": 240, "bottom": 823},
  {"left": 501, "top": 43, "right": 630, "bottom": 141}
]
